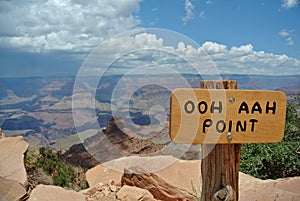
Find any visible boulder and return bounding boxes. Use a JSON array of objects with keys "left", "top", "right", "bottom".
[
  {"left": 273, "top": 176, "right": 300, "bottom": 194},
  {"left": 0, "top": 176, "right": 28, "bottom": 201},
  {"left": 153, "top": 156, "right": 201, "bottom": 193},
  {"left": 86, "top": 164, "right": 123, "bottom": 188},
  {"left": 121, "top": 167, "right": 195, "bottom": 201},
  {"left": 0, "top": 136, "right": 28, "bottom": 186},
  {"left": 239, "top": 176, "right": 300, "bottom": 201},
  {"left": 81, "top": 181, "right": 120, "bottom": 201},
  {"left": 116, "top": 185, "right": 157, "bottom": 201},
  {"left": 28, "top": 184, "right": 85, "bottom": 201}
]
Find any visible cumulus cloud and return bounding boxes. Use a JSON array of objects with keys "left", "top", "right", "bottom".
[
  {"left": 200, "top": 41, "right": 299, "bottom": 75},
  {"left": 279, "top": 29, "right": 295, "bottom": 45},
  {"left": 82, "top": 31, "right": 300, "bottom": 76},
  {"left": 182, "top": 0, "right": 195, "bottom": 25},
  {"left": 202, "top": 42, "right": 227, "bottom": 54},
  {"left": 281, "top": 0, "right": 299, "bottom": 8},
  {"left": 0, "top": 0, "right": 141, "bottom": 53}
]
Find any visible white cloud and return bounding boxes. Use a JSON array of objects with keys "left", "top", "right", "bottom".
[
  {"left": 199, "top": 11, "right": 206, "bottom": 19},
  {"left": 206, "top": 0, "right": 214, "bottom": 5},
  {"left": 82, "top": 32, "right": 300, "bottom": 76},
  {"left": 202, "top": 42, "right": 227, "bottom": 54},
  {"left": 200, "top": 41, "right": 300, "bottom": 75},
  {"left": 229, "top": 44, "right": 254, "bottom": 56},
  {"left": 279, "top": 30, "right": 290, "bottom": 37},
  {"left": 281, "top": 0, "right": 299, "bottom": 8},
  {"left": 279, "top": 29, "right": 295, "bottom": 45},
  {"left": 0, "top": 0, "right": 141, "bottom": 53},
  {"left": 286, "top": 37, "right": 294, "bottom": 45},
  {"left": 182, "top": 0, "right": 195, "bottom": 25}
]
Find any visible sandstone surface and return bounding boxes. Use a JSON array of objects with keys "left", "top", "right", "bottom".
[
  {"left": 28, "top": 184, "right": 85, "bottom": 201},
  {"left": 121, "top": 167, "right": 195, "bottom": 201},
  {"left": 0, "top": 136, "right": 28, "bottom": 186},
  {"left": 239, "top": 176, "right": 300, "bottom": 201},
  {"left": 0, "top": 176, "right": 28, "bottom": 201},
  {"left": 116, "top": 185, "right": 157, "bottom": 201}
]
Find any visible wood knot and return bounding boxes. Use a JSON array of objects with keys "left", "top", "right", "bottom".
[{"left": 213, "top": 185, "right": 233, "bottom": 201}]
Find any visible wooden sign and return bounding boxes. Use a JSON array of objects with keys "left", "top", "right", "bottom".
[{"left": 170, "top": 89, "right": 286, "bottom": 144}]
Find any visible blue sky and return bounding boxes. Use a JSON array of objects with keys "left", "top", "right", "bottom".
[
  {"left": 139, "top": 0, "right": 299, "bottom": 57},
  {"left": 0, "top": 0, "right": 299, "bottom": 77}
]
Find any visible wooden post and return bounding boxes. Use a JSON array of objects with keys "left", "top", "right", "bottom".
[{"left": 200, "top": 80, "right": 241, "bottom": 201}]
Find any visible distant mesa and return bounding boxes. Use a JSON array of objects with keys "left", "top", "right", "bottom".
[{"left": 62, "top": 116, "right": 165, "bottom": 169}]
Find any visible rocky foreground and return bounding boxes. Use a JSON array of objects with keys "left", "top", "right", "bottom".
[{"left": 1, "top": 136, "right": 300, "bottom": 201}]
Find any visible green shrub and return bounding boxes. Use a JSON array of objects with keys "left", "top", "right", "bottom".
[
  {"left": 53, "top": 165, "right": 76, "bottom": 187},
  {"left": 240, "top": 142, "right": 299, "bottom": 179},
  {"left": 38, "top": 148, "right": 76, "bottom": 188},
  {"left": 25, "top": 147, "right": 78, "bottom": 188},
  {"left": 240, "top": 96, "right": 300, "bottom": 179}
]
